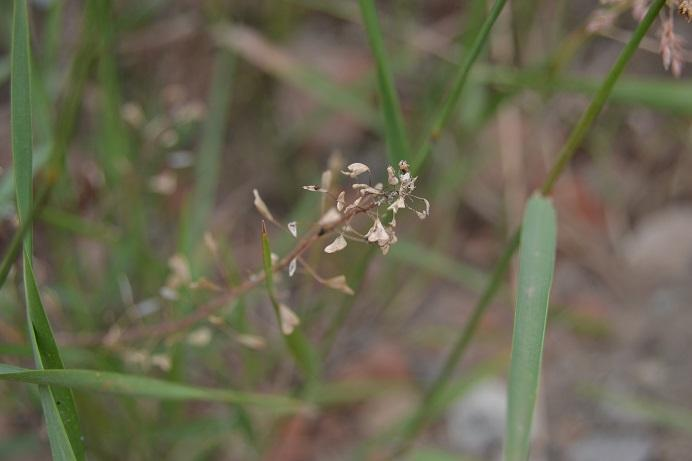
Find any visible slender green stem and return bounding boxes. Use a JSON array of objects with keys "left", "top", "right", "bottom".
[
  {"left": 358, "top": 0, "right": 410, "bottom": 163},
  {"left": 396, "top": 0, "right": 666, "bottom": 451},
  {"left": 414, "top": 0, "right": 508, "bottom": 172},
  {"left": 393, "top": 230, "right": 519, "bottom": 453},
  {"left": 542, "top": 0, "right": 665, "bottom": 194}
]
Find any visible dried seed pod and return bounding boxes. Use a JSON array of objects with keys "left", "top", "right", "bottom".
[
  {"left": 236, "top": 334, "right": 266, "bottom": 350},
  {"left": 324, "top": 234, "right": 348, "bottom": 253},
  {"left": 341, "top": 162, "right": 370, "bottom": 178},
  {"left": 387, "top": 165, "right": 399, "bottom": 185},
  {"left": 279, "top": 304, "right": 300, "bottom": 335},
  {"left": 302, "top": 184, "right": 325, "bottom": 192},
  {"left": 323, "top": 275, "right": 355, "bottom": 295},
  {"left": 365, "top": 218, "right": 389, "bottom": 245},
  {"left": 680, "top": 1, "right": 692, "bottom": 23},
  {"left": 253, "top": 189, "right": 275, "bottom": 222},
  {"left": 318, "top": 207, "right": 341, "bottom": 226},
  {"left": 287, "top": 221, "right": 298, "bottom": 238},
  {"left": 336, "top": 191, "right": 346, "bottom": 211},
  {"left": 344, "top": 196, "right": 363, "bottom": 213},
  {"left": 387, "top": 196, "right": 406, "bottom": 213}
]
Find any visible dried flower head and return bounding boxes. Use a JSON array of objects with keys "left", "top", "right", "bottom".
[
  {"left": 341, "top": 162, "right": 370, "bottom": 178},
  {"left": 591, "top": 1, "right": 689, "bottom": 75},
  {"left": 660, "top": 17, "right": 685, "bottom": 78},
  {"left": 305, "top": 160, "right": 429, "bottom": 255},
  {"left": 586, "top": 7, "right": 618, "bottom": 34},
  {"left": 680, "top": 0, "right": 692, "bottom": 22}
]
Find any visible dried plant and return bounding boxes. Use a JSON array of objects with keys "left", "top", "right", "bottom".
[
  {"left": 660, "top": 13, "right": 686, "bottom": 77},
  {"left": 70, "top": 160, "right": 429, "bottom": 346},
  {"left": 305, "top": 160, "right": 429, "bottom": 256},
  {"left": 587, "top": 0, "right": 689, "bottom": 76}
]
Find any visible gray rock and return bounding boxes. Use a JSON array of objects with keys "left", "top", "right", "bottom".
[
  {"left": 446, "top": 380, "right": 507, "bottom": 458},
  {"left": 567, "top": 434, "right": 652, "bottom": 461}
]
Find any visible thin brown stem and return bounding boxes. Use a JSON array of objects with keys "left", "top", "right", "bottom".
[{"left": 65, "top": 200, "right": 378, "bottom": 347}]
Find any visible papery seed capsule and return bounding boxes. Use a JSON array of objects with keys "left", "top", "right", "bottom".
[
  {"left": 398, "top": 160, "right": 410, "bottom": 175},
  {"left": 681, "top": 1, "right": 692, "bottom": 22}
]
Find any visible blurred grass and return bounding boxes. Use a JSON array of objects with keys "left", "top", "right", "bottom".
[
  {"left": 395, "top": 0, "right": 667, "bottom": 453},
  {"left": 414, "top": 0, "right": 508, "bottom": 171},
  {"left": 0, "top": 0, "right": 687, "bottom": 458},
  {"left": 213, "top": 23, "right": 381, "bottom": 131},
  {"left": 358, "top": 0, "right": 410, "bottom": 163},
  {"left": 0, "top": 364, "right": 303, "bottom": 412},
  {"left": 504, "top": 195, "right": 557, "bottom": 461},
  {"left": 582, "top": 385, "right": 692, "bottom": 434},
  {"left": 261, "top": 222, "right": 320, "bottom": 391}
]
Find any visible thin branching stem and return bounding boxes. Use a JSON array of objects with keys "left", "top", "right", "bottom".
[{"left": 67, "top": 200, "right": 379, "bottom": 346}]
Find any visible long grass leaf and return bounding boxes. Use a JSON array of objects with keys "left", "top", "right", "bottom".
[
  {"left": 11, "top": 1, "right": 83, "bottom": 458},
  {"left": 0, "top": 365, "right": 304, "bottom": 411},
  {"left": 504, "top": 195, "right": 557, "bottom": 461},
  {"left": 213, "top": 23, "right": 380, "bottom": 130},
  {"left": 358, "top": 0, "right": 410, "bottom": 163}
]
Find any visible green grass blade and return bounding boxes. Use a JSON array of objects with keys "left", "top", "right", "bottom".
[
  {"left": 414, "top": 0, "right": 508, "bottom": 172},
  {"left": 541, "top": 0, "right": 667, "bottom": 194},
  {"left": 11, "top": 1, "right": 83, "bottom": 458},
  {"left": 504, "top": 195, "right": 557, "bottom": 461},
  {"left": 212, "top": 23, "right": 380, "bottom": 130},
  {"left": 38, "top": 386, "right": 76, "bottom": 461},
  {"left": 388, "top": 240, "right": 489, "bottom": 292},
  {"left": 0, "top": 365, "right": 304, "bottom": 411},
  {"left": 11, "top": 0, "right": 32, "bottom": 225},
  {"left": 358, "top": 0, "right": 410, "bottom": 163},
  {"left": 476, "top": 65, "right": 692, "bottom": 116},
  {"left": 181, "top": 49, "right": 235, "bottom": 265},
  {"left": 582, "top": 386, "right": 692, "bottom": 434}
]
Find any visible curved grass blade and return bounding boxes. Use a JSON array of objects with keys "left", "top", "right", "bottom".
[
  {"left": 212, "top": 23, "right": 380, "bottom": 130},
  {"left": 11, "top": 1, "right": 83, "bottom": 458},
  {"left": 0, "top": 365, "right": 304, "bottom": 412},
  {"left": 504, "top": 195, "right": 557, "bottom": 461},
  {"left": 358, "top": 0, "right": 410, "bottom": 163},
  {"left": 414, "top": 0, "right": 508, "bottom": 173}
]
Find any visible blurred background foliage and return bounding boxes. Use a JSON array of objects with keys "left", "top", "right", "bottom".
[{"left": 1, "top": 0, "right": 692, "bottom": 459}]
